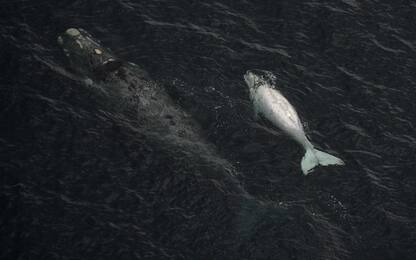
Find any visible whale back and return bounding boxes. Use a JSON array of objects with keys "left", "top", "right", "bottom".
[
  {"left": 255, "top": 85, "right": 303, "bottom": 132},
  {"left": 244, "top": 70, "right": 306, "bottom": 145}
]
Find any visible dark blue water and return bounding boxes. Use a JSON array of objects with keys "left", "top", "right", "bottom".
[{"left": 1, "top": 1, "right": 415, "bottom": 259}]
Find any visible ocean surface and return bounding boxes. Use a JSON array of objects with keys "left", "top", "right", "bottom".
[{"left": 1, "top": 1, "right": 415, "bottom": 259}]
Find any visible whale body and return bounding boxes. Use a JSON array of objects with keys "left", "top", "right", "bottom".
[
  {"left": 244, "top": 70, "right": 344, "bottom": 175},
  {"left": 57, "top": 28, "right": 212, "bottom": 144}
]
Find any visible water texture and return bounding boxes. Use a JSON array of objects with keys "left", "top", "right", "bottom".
[{"left": 1, "top": 1, "right": 415, "bottom": 259}]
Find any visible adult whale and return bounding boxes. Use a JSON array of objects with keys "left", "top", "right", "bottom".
[
  {"left": 244, "top": 70, "right": 345, "bottom": 175},
  {"left": 57, "top": 28, "right": 213, "bottom": 145},
  {"left": 57, "top": 27, "right": 254, "bottom": 194}
]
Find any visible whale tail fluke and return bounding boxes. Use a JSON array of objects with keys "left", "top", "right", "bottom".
[{"left": 301, "top": 148, "right": 344, "bottom": 175}]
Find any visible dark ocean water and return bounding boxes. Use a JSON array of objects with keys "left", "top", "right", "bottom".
[{"left": 1, "top": 1, "right": 416, "bottom": 259}]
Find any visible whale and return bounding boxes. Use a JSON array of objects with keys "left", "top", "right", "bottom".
[
  {"left": 56, "top": 27, "right": 255, "bottom": 190},
  {"left": 57, "top": 28, "right": 210, "bottom": 143},
  {"left": 244, "top": 69, "right": 344, "bottom": 175}
]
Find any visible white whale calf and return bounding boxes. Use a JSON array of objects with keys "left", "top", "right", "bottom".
[{"left": 244, "top": 70, "right": 344, "bottom": 175}]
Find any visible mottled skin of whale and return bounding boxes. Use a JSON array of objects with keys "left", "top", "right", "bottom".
[
  {"left": 57, "top": 28, "right": 211, "bottom": 146},
  {"left": 244, "top": 70, "right": 345, "bottom": 175}
]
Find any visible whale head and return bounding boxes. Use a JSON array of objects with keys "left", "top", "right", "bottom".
[
  {"left": 244, "top": 69, "right": 276, "bottom": 91},
  {"left": 57, "top": 28, "right": 122, "bottom": 79}
]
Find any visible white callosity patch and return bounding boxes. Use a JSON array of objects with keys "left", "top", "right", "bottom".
[
  {"left": 75, "top": 40, "right": 83, "bottom": 49},
  {"left": 65, "top": 28, "right": 80, "bottom": 36}
]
